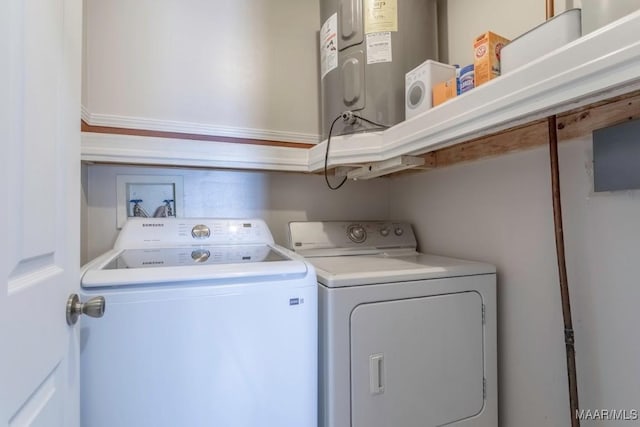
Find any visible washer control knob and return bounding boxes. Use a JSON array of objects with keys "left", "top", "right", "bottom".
[
  {"left": 191, "top": 224, "right": 211, "bottom": 239},
  {"left": 191, "top": 249, "right": 211, "bottom": 263},
  {"left": 347, "top": 224, "right": 367, "bottom": 243},
  {"left": 394, "top": 227, "right": 404, "bottom": 236},
  {"left": 380, "top": 227, "right": 390, "bottom": 237}
]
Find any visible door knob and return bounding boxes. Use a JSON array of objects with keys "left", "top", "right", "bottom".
[{"left": 66, "top": 294, "right": 105, "bottom": 325}]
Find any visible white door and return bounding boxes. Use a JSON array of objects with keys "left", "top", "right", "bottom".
[
  {"left": 350, "top": 292, "right": 485, "bottom": 427},
  {"left": 1, "top": 0, "right": 82, "bottom": 425}
]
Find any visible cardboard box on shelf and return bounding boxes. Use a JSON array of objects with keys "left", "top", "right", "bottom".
[
  {"left": 433, "top": 78, "right": 457, "bottom": 106},
  {"left": 473, "top": 31, "right": 510, "bottom": 87}
]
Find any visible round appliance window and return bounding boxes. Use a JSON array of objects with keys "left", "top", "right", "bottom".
[{"left": 407, "top": 81, "right": 425, "bottom": 109}]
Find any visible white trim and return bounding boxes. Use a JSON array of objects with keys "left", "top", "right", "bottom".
[
  {"left": 82, "top": 12, "right": 640, "bottom": 176},
  {"left": 307, "top": 132, "right": 385, "bottom": 171},
  {"left": 81, "top": 110, "right": 320, "bottom": 145},
  {"left": 81, "top": 132, "right": 309, "bottom": 172},
  {"left": 81, "top": 104, "right": 90, "bottom": 123}
]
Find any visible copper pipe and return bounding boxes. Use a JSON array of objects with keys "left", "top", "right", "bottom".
[
  {"left": 546, "top": 0, "right": 555, "bottom": 19},
  {"left": 548, "top": 115, "right": 580, "bottom": 427}
]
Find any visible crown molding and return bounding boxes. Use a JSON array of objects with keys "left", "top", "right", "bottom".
[{"left": 80, "top": 108, "right": 320, "bottom": 145}]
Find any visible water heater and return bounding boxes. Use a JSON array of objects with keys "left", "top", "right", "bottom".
[{"left": 319, "top": 0, "right": 439, "bottom": 138}]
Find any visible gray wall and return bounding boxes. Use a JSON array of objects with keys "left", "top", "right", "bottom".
[
  {"left": 83, "top": 165, "right": 389, "bottom": 263},
  {"left": 389, "top": 136, "right": 640, "bottom": 426},
  {"left": 83, "top": 135, "right": 640, "bottom": 426},
  {"left": 82, "top": 135, "right": 640, "bottom": 427}
]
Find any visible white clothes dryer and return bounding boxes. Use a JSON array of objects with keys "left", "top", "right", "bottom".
[
  {"left": 288, "top": 221, "right": 498, "bottom": 427},
  {"left": 81, "top": 218, "right": 317, "bottom": 427}
]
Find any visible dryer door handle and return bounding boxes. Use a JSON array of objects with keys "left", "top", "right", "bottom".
[{"left": 369, "top": 353, "right": 385, "bottom": 395}]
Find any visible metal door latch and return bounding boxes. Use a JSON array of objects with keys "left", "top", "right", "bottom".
[{"left": 66, "top": 294, "right": 105, "bottom": 325}]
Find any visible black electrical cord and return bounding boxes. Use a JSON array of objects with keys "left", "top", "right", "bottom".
[
  {"left": 353, "top": 114, "right": 388, "bottom": 129},
  {"left": 323, "top": 112, "right": 389, "bottom": 190},
  {"left": 324, "top": 115, "right": 347, "bottom": 190}
]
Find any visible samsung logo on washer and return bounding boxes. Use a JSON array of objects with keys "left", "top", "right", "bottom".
[{"left": 142, "top": 223, "right": 164, "bottom": 227}]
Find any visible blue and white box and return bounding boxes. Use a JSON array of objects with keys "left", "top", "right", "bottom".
[{"left": 457, "top": 64, "right": 475, "bottom": 95}]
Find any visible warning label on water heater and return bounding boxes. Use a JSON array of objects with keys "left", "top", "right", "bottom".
[
  {"left": 320, "top": 13, "right": 338, "bottom": 80},
  {"left": 364, "top": 0, "right": 398, "bottom": 34},
  {"left": 366, "top": 32, "right": 392, "bottom": 64}
]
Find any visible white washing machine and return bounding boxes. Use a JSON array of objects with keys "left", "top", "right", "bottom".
[
  {"left": 288, "top": 221, "right": 498, "bottom": 427},
  {"left": 80, "top": 218, "right": 317, "bottom": 427}
]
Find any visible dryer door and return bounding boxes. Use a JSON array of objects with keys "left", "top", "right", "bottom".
[{"left": 350, "top": 291, "right": 485, "bottom": 427}]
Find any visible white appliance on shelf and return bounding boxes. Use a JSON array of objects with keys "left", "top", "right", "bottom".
[
  {"left": 405, "top": 60, "right": 457, "bottom": 119},
  {"left": 81, "top": 218, "right": 317, "bottom": 427},
  {"left": 288, "top": 221, "right": 498, "bottom": 427}
]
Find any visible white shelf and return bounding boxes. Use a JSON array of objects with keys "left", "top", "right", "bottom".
[
  {"left": 81, "top": 132, "right": 310, "bottom": 172},
  {"left": 82, "top": 11, "right": 640, "bottom": 174}
]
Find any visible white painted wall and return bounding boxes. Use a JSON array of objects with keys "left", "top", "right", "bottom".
[
  {"left": 557, "top": 136, "right": 640, "bottom": 424},
  {"left": 389, "top": 136, "right": 640, "bottom": 426},
  {"left": 83, "top": 165, "right": 389, "bottom": 263},
  {"left": 443, "top": 0, "right": 545, "bottom": 66},
  {"left": 82, "top": 143, "right": 640, "bottom": 425},
  {"left": 83, "top": 0, "right": 321, "bottom": 142},
  {"left": 578, "top": 0, "right": 640, "bottom": 33},
  {"left": 442, "top": 0, "right": 580, "bottom": 66},
  {"left": 81, "top": 0, "right": 582, "bottom": 142}
]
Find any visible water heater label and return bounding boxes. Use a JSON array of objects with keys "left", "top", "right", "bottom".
[
  {"left": 366, "top": 32, "right": 392, "bottom": 64},
  {"left": 320, "top": 13, "right": 338, "bottom": 80},
  {"left": 364, "top": 0, "right": 398, "bottom": 34}
]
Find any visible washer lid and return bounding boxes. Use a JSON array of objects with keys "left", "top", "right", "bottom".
[
  {"left": 102, "top": 245, "right": 288, "bottom": 269},
  {"left": 309, "top": 253, "right": 496, "bottom": 287},
  {"left": 81, "top": 244, "right": 309, "bottom": 288}
]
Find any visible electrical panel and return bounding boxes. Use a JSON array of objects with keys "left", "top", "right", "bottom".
[{"left": 593, "top": 119, "right": 640, "bottom": 192}]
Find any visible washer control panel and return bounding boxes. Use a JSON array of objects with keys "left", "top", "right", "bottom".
[
  {"left": 191, "top": 224, "right": 211, "bottom": 239},
  {"left": 114, "top": 218, "right": 275, "bottom": 249},
  {"left": 289, "top": 221, "right": 417, "bottom": 252}
]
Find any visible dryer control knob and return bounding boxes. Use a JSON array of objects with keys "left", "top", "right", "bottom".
[
  {"left": 347, "top": 224, "right": 367, "bottom": 243},
  {"left": 394, "top": 227, "right": 404, "bottom": 236},
  {"left": 380, "top": 227, "right": 390, "bottom": 237},
  {"left": 192, "top": 224, "right": 211, "bottom": 239}
]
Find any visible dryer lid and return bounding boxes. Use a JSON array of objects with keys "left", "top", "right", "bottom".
[{"left": 309, "top": 253, "right": 496, "bottom": 287}]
